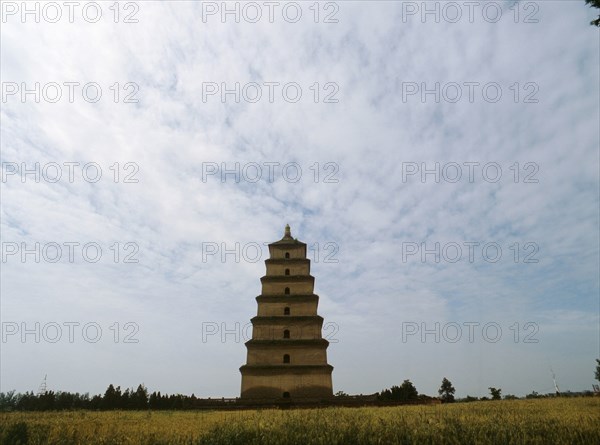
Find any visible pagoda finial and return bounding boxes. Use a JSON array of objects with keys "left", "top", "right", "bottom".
[{"left": 284, "top": 224, "right": 291, "bottom": 238}]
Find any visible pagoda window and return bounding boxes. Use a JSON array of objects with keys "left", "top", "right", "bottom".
[
  {"left": 285, "top": 269, "right": 290, "bottom": 276},
  {"left": 283, "top": 391, "right": 290, "bottom": 398},
  {"left": 284, "top": 307, "right": 290, "bottom": 315},
  {"left": 285, "top": 287, "right": 290, "bottom": 295},
  {"left": 283, "top": 329, "right": 290, "bottom": 339},
  {"left": 283, "top": 354, "right": 290, "bottom": 363},
  {"left": 285, "top": 252, "right": 290, "bottom": 259}
]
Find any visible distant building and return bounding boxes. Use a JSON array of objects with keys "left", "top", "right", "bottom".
[{"left": 239, "top": 225, "right": 334, "bottom": 400}]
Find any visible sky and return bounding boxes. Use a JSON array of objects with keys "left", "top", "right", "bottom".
[{"left": 0, "top": 0, "right": 598, "bottom": 399}]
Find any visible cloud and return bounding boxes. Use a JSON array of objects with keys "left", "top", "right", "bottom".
[{"left": 1, "top": 1, "right": 598, "bottom": 398}]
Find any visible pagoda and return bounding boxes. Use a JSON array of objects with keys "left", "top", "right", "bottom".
[{"left": 239, "top": 225, "right": 334, "bottom": 400}]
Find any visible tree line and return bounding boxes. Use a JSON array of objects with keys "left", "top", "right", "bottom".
[
  {"left": 376, "top": 373, "right": 599, "bottom": 404},
  {"left": 0, "top": 384, "right": 230, "bottom": 411},
  {"left": 376, "top": 378, "right": 457, "bottom": 403}
]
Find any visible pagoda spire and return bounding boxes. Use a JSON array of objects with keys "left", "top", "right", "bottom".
[{"left": 284, "top": 224, "right": 292, "bottom": 238}]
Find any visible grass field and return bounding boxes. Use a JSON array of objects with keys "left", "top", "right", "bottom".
[{"left": 1, "top": 398, "right": 599, "bottom": 445}]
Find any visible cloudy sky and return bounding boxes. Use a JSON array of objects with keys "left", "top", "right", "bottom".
[{"left": 1, "top": 1, "right": 598, "bottom": 399}]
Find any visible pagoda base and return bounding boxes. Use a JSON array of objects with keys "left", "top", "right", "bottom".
[{"left": 240, "top": 365, "right": 333, "bottom": 399}]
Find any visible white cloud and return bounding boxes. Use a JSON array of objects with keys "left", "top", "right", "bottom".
[{"left": 1, "top": 0, "right": 598, "bottom": 398}]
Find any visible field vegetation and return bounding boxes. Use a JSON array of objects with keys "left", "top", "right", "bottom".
[{"left": 1, "top": 397, "right": 598, "bottom": 445}]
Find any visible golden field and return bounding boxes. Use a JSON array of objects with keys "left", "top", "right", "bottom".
[{"left": 1, "top": 397, "right": 599, "bottom": 445}]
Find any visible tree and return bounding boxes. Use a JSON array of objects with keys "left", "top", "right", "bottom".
[
  {"left": 38, "top": 391, "right": 56, "bottom": 410},
  {"left": 90, "top": 394, "right": 102, "bottom": 409},
  {"left": 489, "top": 387, "right": 502, "bottom": 400},
  {"left": 586, "top": 0, "right": 600, "bottom": 26},
  {"left": 102, "top": 384, "right": 118, "bottom": 409},
  {"left": 378, "top": 379, "right": 419, "bottom": 402},
  {"left": 595, "top": 359, "right": 600, "bottom": 382},
  {"left": 438, "top": 377, "right": 456, "bottom": 403},
  {"left": 149, "top": 391, "right": 160, "bottom": 410},
  {"left": 121, "top": 388, "right": 131, "bottom": 409},
  {"left": 399, "top": 380, "right": 419, "bottom": 401},
  {"left": 132, "top": 384, "right": 149, "bottom": 409},
  {"left": 0, "top": 390, "right": 18, "bottom": 411},
  {"left": 384, "top": 380, "right": 419, "bottom": 401}
]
